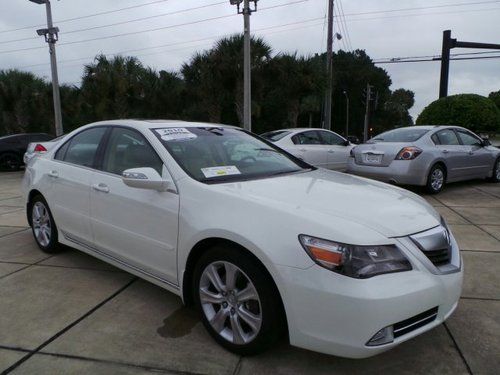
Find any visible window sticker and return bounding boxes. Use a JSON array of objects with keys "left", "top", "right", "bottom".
[
  {"left": 155, "top": 128, "right": 197, "bottom": 141},
  {"left": 201, "top": 166, "right": 241, "bottom": 178}
]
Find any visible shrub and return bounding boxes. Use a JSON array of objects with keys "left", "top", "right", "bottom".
[{"left": 416, "top": 94, "right": 500, "bottom": 132}]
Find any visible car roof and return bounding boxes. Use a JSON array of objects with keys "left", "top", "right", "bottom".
[{"left": 87, "top": 119, "right": 239, "bottom": 130}]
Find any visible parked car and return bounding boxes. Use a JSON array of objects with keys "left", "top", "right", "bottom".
[
  {"left": 0, "top": 133, "right": 54, "bottom": 171},
  {"left": 261, "top": 128, "right": 354, "bottom": 171},
  {"left": 348, "top": 125, "right": 500, "bottom": 194},
  {"left": 24, "top": 134, "right": 66, "bottom": 165},
  {"left": 23, "top": 120, "right": 462, "bottom": 358}
]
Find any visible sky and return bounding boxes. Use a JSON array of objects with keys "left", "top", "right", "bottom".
[{"left": 0, "top": 0, "right": 499, "bottom": 123}]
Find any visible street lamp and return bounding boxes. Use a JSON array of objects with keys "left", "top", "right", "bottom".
[
  {"left": 230, "top": 0, "right": 258, "bottom": 132},
  {"left": 342, "top": 90, "right": 349, "bottom": 137},
  {"left": 29, "top": 0, "right": 63, "bottom": 136}
]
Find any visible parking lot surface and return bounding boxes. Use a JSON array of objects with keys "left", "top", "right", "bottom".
[{"left": 0, "top": 171, "right": 498, "bottom": 374}]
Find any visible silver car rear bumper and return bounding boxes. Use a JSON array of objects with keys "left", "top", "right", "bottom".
[{"left": 347, "top": 158, "right": 428, "bottom": 186}]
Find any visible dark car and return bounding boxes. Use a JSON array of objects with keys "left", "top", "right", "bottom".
[{"left": 0, "top": 133, "right": 54, "bottom": 171}]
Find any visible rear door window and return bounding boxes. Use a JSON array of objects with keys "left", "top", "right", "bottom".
[
  {"left": 318, "top": 131, "right": 345, "bottom": 145},
  {"left": 292, "top": 131, "right": 322, "bottom": 145},
  {"left": 55, "top": 127, "right": 107, "bottom": 168},
  {"left": 436, "top": 129, "right": 460, "bottom": 145}
]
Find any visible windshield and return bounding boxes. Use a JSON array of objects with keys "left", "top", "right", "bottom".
[
  {"left": 261, "top": 130, "right": 291, "bottom": 142},
  {"left": 370, "top": 128, "right": 429, "bottom": 143},
  {"left": 152, "top": 127, "right": 311, "bottom": 183}
]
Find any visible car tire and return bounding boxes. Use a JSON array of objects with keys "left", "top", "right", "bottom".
[
  {"left": 0, "top": 152, "right": 21, "bottom": 171},
  {"left": 29, "top": 195, "right": 62, "bottom": 253},
  {"left": 426, "top": 164, "right": 446, "bottom": 194},
  {"left": 489, "top": 158, "right": 500, "bottom": 183},
  {"left": 193, "top": 245, "right": 285, "bottom": 356}
]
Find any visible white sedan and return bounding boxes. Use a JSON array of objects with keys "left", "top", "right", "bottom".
[
  {"left": 261, "top": 128, "right": 354, "bottom": 171},
  {"left": 22, "top": 120, "right": 462, "bottom": 358}
]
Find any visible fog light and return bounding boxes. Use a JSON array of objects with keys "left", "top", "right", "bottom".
[{"left": 366, "top": 326, "right": 394, "bottom": 346}]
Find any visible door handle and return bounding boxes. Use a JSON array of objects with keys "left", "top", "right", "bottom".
[
  {"left": 328, "top": 150, "right": 335, "bottom": 153},
  {"left": 92, "top": 183, "right": 109, "bottom": 193},
  {"left": 442, "top": 150, "right": 449, "bottom": 154},
  {"left": 48, "top": 170, "right": 58, "bottom": 178}
]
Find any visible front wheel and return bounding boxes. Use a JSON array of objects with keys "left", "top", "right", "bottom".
[
  {"left": 489, "top": 158, "right": 500, "bottom": 183},
  {"left": 426, "top": 164, "right": 446, "bottom": 194},
  {"left": 30, "top": 195, "right": 62, "bottom": 253},
  {"left": 193, "top": 245, "right": 284, "bottom": 355}
]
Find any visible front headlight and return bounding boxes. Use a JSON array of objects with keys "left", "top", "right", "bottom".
[{"left": 299, "top": 235, "right": 412, "bottom": 279}]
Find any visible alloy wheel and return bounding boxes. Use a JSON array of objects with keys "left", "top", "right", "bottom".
[
  {"left": 32, "top": 201, "right": 51, "bottom": 247},
  {"left": 199, "top": 261, "right": 262, "bottom": 345},
  {"left": 431, "top": 169, "right": 444, "bottom": 191}
]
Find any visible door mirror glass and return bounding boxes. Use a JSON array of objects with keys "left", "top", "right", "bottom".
[{"left": 122, "top": 167, "right": 174, "bottom": 192}]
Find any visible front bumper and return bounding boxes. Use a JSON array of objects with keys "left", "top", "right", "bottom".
[
  {"left": 347, "top": 158, "right": 428, "bottom": 186},
  {"left": 276, "top": 237, "right": 463, "bottom": 358}
]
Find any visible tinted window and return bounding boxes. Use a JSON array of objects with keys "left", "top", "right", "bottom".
[
  {"left": 431, "top": 133, "right": 440, "bottom": 145},
  {"left": 370, "top": 128, "right": 429, "bottom": 143},
  {"left": 28, "top": 134, "right": 53, "bottom": 142},
  {"left": 261, "top": 130, "right": 291, "bottom": 142},
  {"left": 319, "top": 131, "right": 345, "bottom": 146},
  {"left": 436, "top": 129, "right": 460, "bottom": 145},
  {"left": 292, "top": 131, "right": 322, "bottom": 145},
  {"left": 56, "top": 127, "right": 106, "bottom": 168},
  {"left": 153, "top": 127, "right": 309, "bottom": 183},
  {"left": 103, "top": 128, "right": 163, "bottom": 175},
  {"left": 457, "top": 131, "right": 481, "bottom": 146}
]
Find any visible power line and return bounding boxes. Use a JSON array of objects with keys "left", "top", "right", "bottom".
[
  {"left": 17, "top": 17, "right": 325, "bottom": 71},
  {"left": 337, "top": 0, "right": 353, "bottom": 51},
  {"left": 0, "top": 1, "right": 229, "bottom": 45},
  {"left": 374, "top": 55, "right": 500, "bottom": 64},
  {"left": 0, "top": 0, "right": 170, "bottom": 34},
  {"left": 0, "top": 0, "right": 308, "bottom": 55}
]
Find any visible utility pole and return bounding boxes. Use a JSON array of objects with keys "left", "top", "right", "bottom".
[
  {"left": 230, "top": 0, "right": 258, "bottom": 132},
  {"left": 363, "top": 83, "right": 373, "bottom": 143},
  {"left": 342, "top": 90, "right": 349, "bottom": 137},
  {"left": 439, "top": 29, "right": 500, "bottom": 98},
  {"left": 323, "top": 0, "right": 335, "bottom": 131},
  {"left": 30, "top": 0, "right": 63, "bottom": 136}
]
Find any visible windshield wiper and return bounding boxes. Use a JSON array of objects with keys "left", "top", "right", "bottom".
[{"left": 254, "top": 147, "right": 282, "bottom": 153}]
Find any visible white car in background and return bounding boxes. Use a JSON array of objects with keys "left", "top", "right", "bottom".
[
  {"left": 261, "top": 128, "right": 354, "bottom": 171},
  {"left": 23, "top": 120, "right": 462, "bottom": 358}
]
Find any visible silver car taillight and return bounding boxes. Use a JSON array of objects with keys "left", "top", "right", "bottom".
[{"left": 395, "top": 147, "right": 422, "bottom": 160}]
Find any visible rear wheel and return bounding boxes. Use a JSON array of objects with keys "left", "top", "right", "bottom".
[
  {"left": 193, "top": 245, "right": 284, "bottom": 355},
  {"left": 490, "top": 158, "right": 500, "bottom": 183},
  {"left": 426, "top": 164, "right": 446, "bottom": 194},
  {"left": 0, "top": 152, "right": 21, "bottom": 171},
  {"left": 30, "top": 195, "right": 62, "bottom": 253}
]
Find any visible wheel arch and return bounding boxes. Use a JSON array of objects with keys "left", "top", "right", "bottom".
[
  {"left": 181, "top": 237, "right": 288, "bottom": 333},
  {"left": 428, "top": 160, "right": 448, "bottom": 181},
  {"left": 26, "top": 189, "right": 44, "bottom": 227}
]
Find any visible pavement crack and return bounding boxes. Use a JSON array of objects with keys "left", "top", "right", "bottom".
[
  {"left": 443, "top": 322, "right": 473, "bottom": 375},
  {"left": 1, "top": 277, "right": 138, "bottom": 375}
]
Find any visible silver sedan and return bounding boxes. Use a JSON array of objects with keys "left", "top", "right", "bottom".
[{"left": 348, "top": 126, "right": 500, "bottom": 193}]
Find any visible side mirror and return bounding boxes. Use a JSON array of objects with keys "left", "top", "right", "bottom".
[
  {"left": 122, "top": 167, "right": 175, "bottom": 192},
  {"left": 343, "top": 140, "right": 350, "bottom": 146},
  {"left": 481, "top": 138, "right": 491, "bottom": 146}
]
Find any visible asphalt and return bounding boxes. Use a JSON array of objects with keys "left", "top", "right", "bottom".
[{"left": 0, "top": 171, "right": 498, "bottom": 374}]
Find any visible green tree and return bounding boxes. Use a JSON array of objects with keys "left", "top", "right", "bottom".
[
  {"left": 488, "top": 90, "right": 500, "bottom": 110},
  {"left": 384, "top": 88, "right": 415, "bottom": 127},
  {"left": 417, "top": 94, "right": 500, "bottom": 132},
  {"left": 0, "top": 70, "right": 52, "bottom": 135}
]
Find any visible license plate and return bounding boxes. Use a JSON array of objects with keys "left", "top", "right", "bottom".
[{"left": 363, "top": 153, "right": 383, "bottom": 164}]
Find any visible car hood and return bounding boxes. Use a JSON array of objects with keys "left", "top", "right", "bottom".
[{"left": 219, "top": 169, "right": 440, "bottom": 238}]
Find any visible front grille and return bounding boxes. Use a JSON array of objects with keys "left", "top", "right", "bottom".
[
  {"left": 393, "top": 307, "right": 438, "bottom": 338},
  {"left": 409, "top": 225, "right": 452, "bottom": 268},
  {"left": 423, "top": 248, "right": 450, "bottom": 266}
]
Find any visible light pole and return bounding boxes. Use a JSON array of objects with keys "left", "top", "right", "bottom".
[
  {"left": 30, "top": 0, "right": 63, "bottom": 136},
  {"left": 342, "top": 90, "right": 349, "bottom": 137},
  {"left": 230, "top": 0, "right": 258, "bottom": 132}
]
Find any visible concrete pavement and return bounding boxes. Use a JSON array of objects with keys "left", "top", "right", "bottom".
[{"left": 0, "top": 171, "right": 498, "bottom": 374}]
